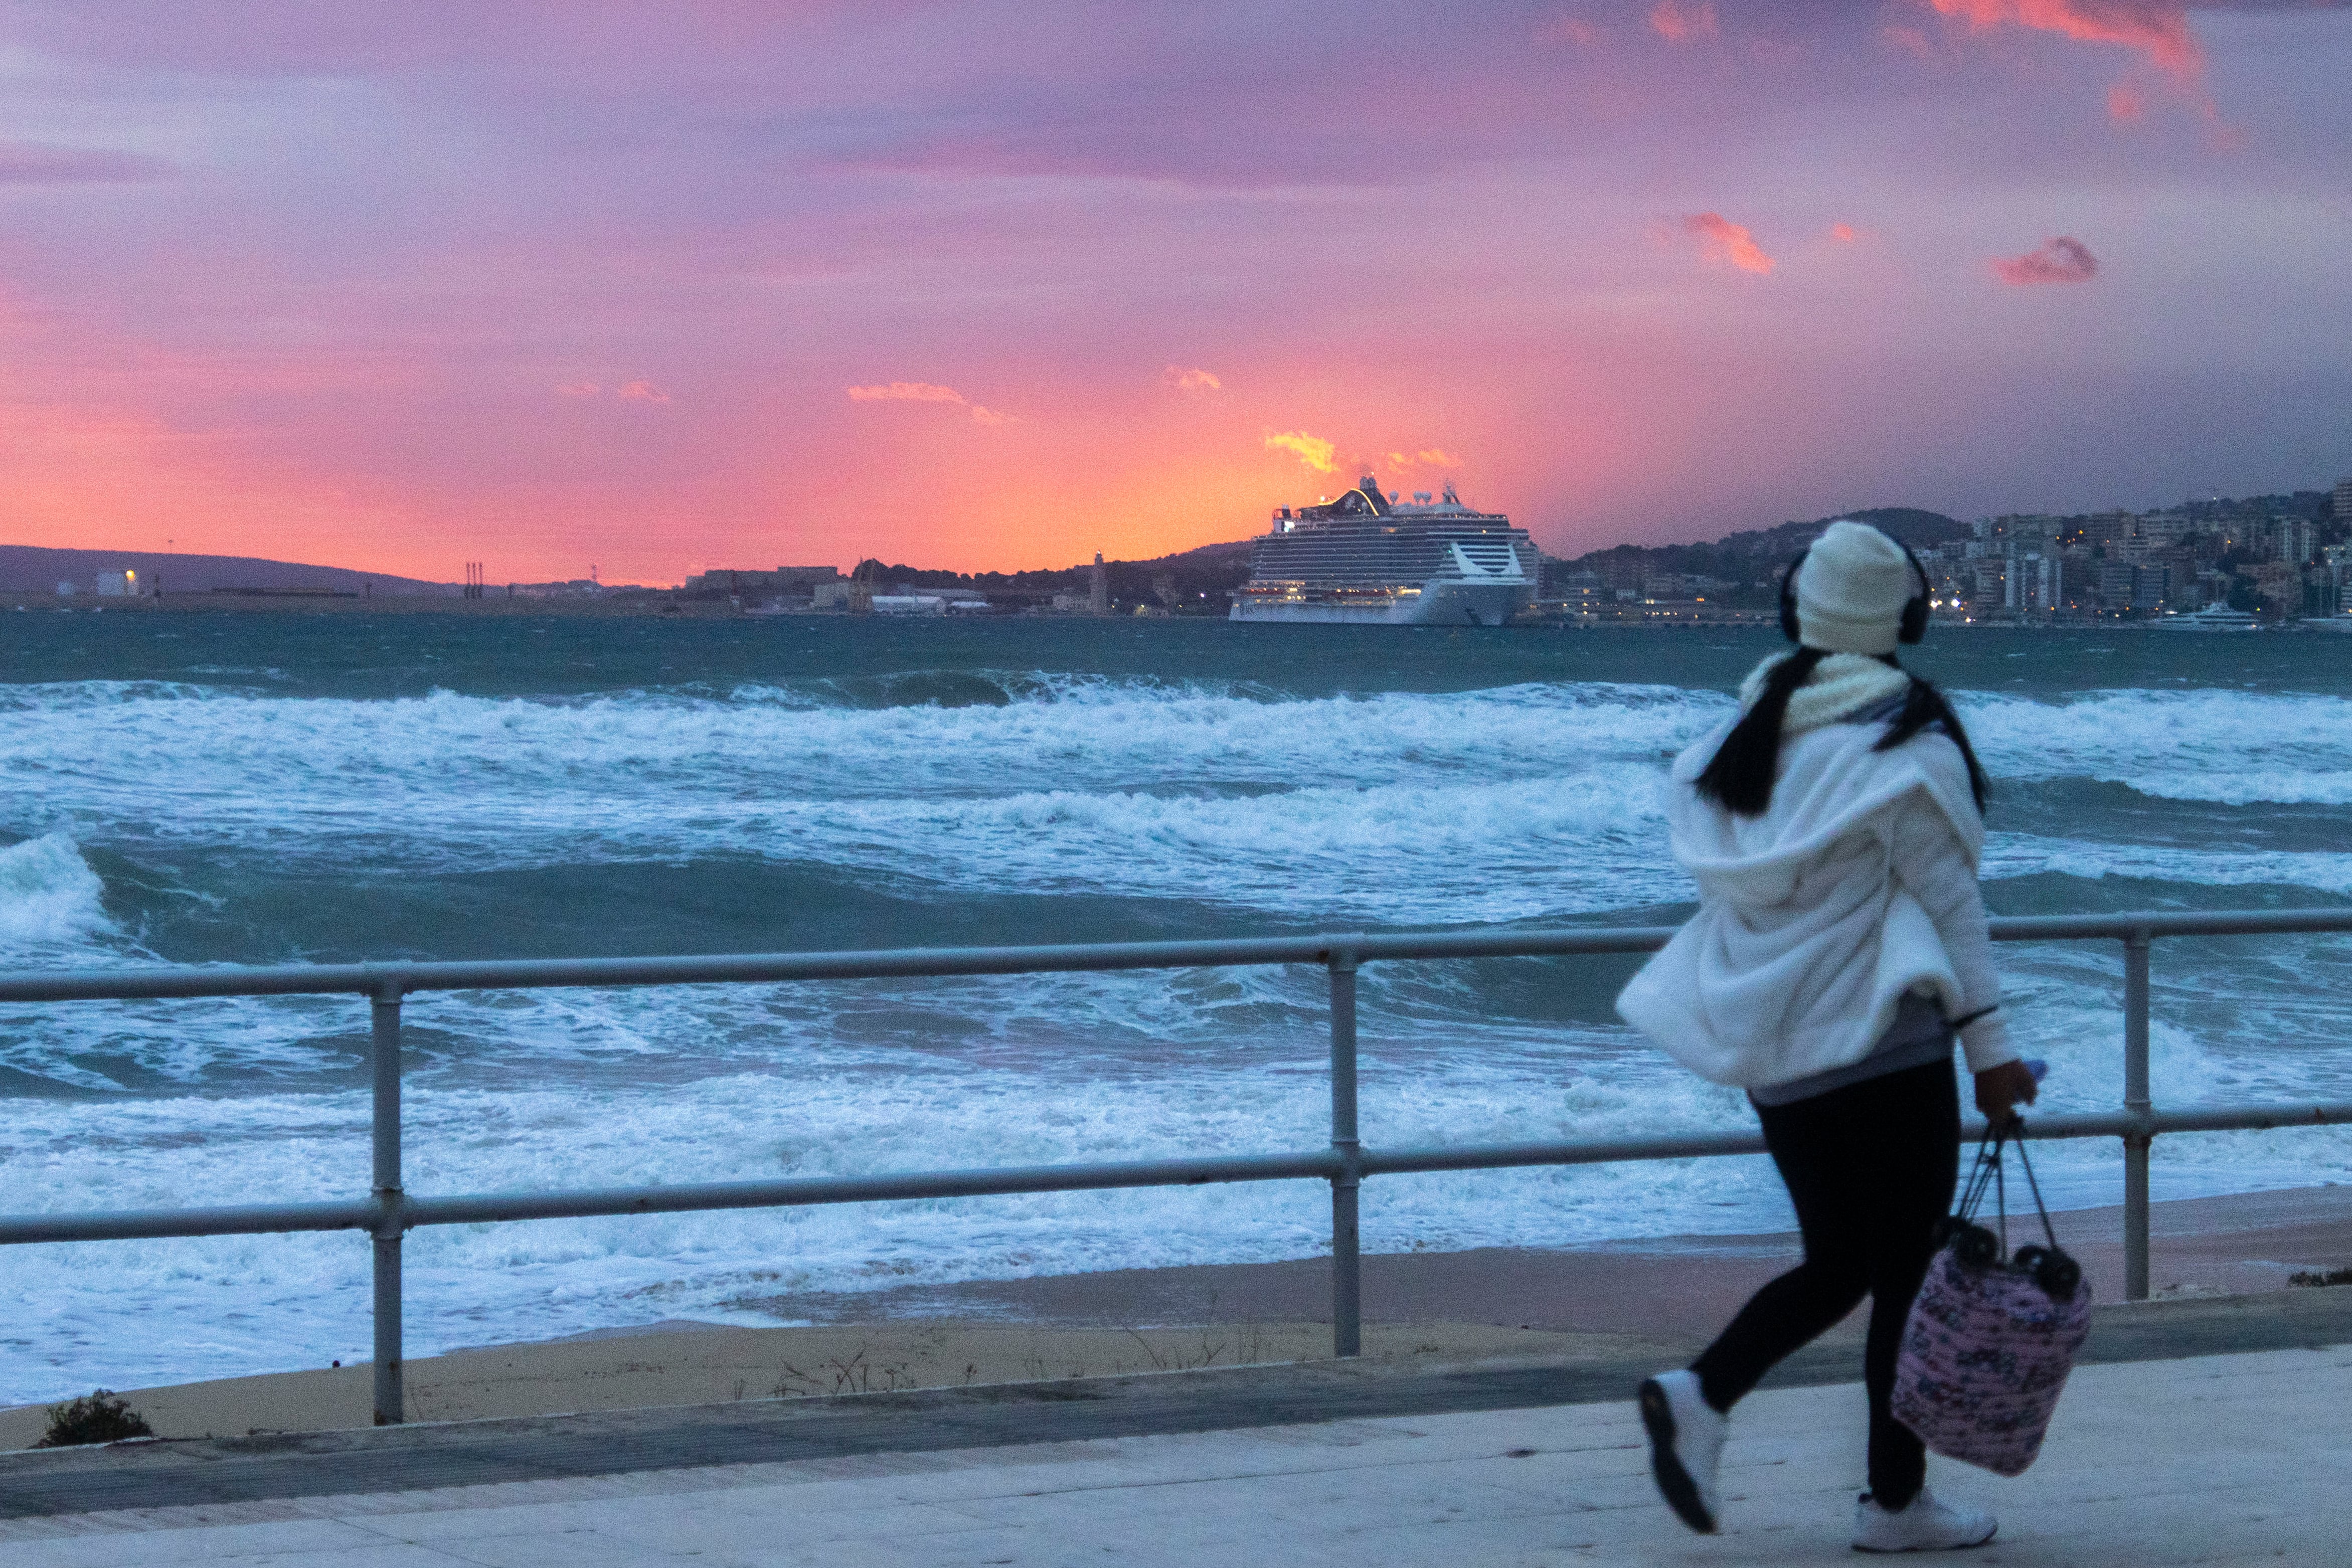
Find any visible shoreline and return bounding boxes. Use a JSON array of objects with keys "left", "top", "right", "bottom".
[
  {"left": 12, "top": 594, "right": 2286, "bottom": 629},
  {"left": 4, "top": 1183, "right": 2342, "bottom": 1448}
]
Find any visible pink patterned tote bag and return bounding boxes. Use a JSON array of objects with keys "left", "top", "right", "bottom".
[{"left": 1891, "top": 1128, "right": 2092, "bottom": 1477}]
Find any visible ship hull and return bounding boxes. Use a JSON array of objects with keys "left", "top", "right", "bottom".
[{"left": 1229, "top": 579, "right": 1533, "bottom": 626}]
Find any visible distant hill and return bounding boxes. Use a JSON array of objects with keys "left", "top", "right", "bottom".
[
  {"left": 0, "top": 545, "right": 451, "bottom": 595},
  {"left": 1561, "top": 507, "right": 1970, "bottom": 585},
  {"left": 838, "top": 536, "right": 1258, "bottom": 614},
  {"left": 1114, "top": 538, "right": 1255, "bottom": 572}
]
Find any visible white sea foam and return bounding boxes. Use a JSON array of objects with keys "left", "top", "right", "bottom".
[
  {"left": 0, "top": 835, "right": 116, "bottom": 956},
  {"left": 1965, "top": 688, "right": 2352, "bottom": 804},
  {"left": 0, "top": 678, "right": 1716, "bottom": 920},
  {"left": 1982, "top": 834, "right": 2352, "bottom": 897}
]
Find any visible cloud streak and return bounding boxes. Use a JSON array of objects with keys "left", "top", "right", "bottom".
[
  {"left": 1684, "top": 213, "right": 1775, "bottom": 274},
  {"left": 1993, "top": 236, "right": 2099, "bottom": 284},
  {"left": 848, "top": 381, "right": 969, "bottom": 404},
  {"left": 846, "top": 380, "right": 1010, "bottom": 425},
  {"left": 0, "top": 141, "right": 174, "bottom": 183},
  {"left": 1164, "top": 366, "right": 1221, "bottom": 392},
  {"left": 1921, "top": 1, "right": 2203, "bottom": 81}
]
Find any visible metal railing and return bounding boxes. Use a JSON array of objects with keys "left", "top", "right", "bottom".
[{"left": 3, "top": 909, "right": 2349, "bottom": 1428}]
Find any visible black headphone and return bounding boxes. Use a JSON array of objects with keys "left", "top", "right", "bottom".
[{"left": 1779, "top": 534, "right": 1934, "bottom": 647}]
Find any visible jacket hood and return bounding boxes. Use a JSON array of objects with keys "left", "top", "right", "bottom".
[{"left": 1667, "top": 709, "right": 1983, "bottom": 910}]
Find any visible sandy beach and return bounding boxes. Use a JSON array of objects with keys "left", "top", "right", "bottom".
[
  {"left": 0, "top": 1322, "right": 1602, "bottom": 1448},
  {"left": 755, "top": 1183, "right": 2352, "bottom": 1337},
  {"left": 4, "top": 1184, "right": 2342, "bottom": 1450}
]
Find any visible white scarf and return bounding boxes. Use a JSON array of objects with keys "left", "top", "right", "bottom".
[{"left": 1737, "top": 652, "right": 1911, "bottom": 738}]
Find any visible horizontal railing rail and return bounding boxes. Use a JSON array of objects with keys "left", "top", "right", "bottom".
[
  {"left": 1, "top": 908, "right": 2347, "bottom": 1427},
  {"left": 4, "top": 907, "right": 2350, "bottom": 1004}
]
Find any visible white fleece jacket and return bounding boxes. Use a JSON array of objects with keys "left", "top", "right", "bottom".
[{"left": 1616, "top": 657, "right": 2018, "bottom": 1090}]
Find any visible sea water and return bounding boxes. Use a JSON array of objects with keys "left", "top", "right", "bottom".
[{"left": 1, "top": 613, "right": 2348, "bottom": 1401}]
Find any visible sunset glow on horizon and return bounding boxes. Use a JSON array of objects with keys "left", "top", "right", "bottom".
[{"left": 0, "top": 1, "right": 2345, "bottom": 585}]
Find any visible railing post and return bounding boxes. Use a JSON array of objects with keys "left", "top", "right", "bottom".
[
  {"left": 1327, "top": 952, "right": 1362, "bottom": 1359},
  {"left": 2122, "top": 933, "right": 2152, "bottom": 1302},
  {"left": 370, "top": 982, "right": 407, "bottom": 1424}
]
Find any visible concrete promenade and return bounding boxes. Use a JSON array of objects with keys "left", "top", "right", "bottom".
[{"left": 0, "top": 1298, "right": 2342, "bottom": 1565}]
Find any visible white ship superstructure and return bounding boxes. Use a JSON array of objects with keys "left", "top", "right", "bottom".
[
  {"left": 2154, "top": 603, "right": 2262, "bottom": 632},
  {"left": 1229, "top": 476, "right": 1536, "bottom": 625}
]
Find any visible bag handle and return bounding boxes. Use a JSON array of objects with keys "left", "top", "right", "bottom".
[
  {"left": 1956, "top": 1120, "right": 2062, "bottom": 1258},
  {"left": 2009, "top": 1124, "right": 2062, "bottom": 1254}
]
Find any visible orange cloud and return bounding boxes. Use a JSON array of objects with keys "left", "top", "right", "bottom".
[
  {"left": 556, "top": 379, "right": 670, "bottom": 404},
  {"left": 1545, "top": 16, "right": 1600, "bottom": 46},
  {"left": 1992, "top": 235, "right": 2098, "bottom": 285},
  {"left": 1921, "top": 1, "right": 2201, "bottom": 81},
  {"left": 1385, "top": 448, "right": 1463, "bottom": 469},
  {"left": 847, "top": 381, "right": 968, "bottom": 403},
  {"left": 847, "top": 379, "right": 1015, "bottom": 426},
  {"left": 1164, "top": 365, "right": 1222, "bottom": 392},
  {"left": 1829, "top": 222, "right": 1859, "bottom": 243},
  {"left": 1649, "top": 0, "right": 1718, "bottom": 43},
  {"left": 1684, "top": 212, "right": 1775, "bottom": 275},
  {"left": 1922, "top": 2, "right": 2235, "bottom": 136},
  {"left": 1265, "top": 430, "right": 1336, "bottom": 473}
]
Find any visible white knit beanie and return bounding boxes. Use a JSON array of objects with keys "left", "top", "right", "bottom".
[{"left": 1795, "top": 521, "right": 1915, "bottom": 655}]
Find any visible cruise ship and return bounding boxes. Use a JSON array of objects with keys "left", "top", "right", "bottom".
[{"left": 1229, "top": 475, "right": 1537, "bottom": 625}]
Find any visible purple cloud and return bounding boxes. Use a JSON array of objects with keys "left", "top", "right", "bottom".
[
  {"left": 1993, "top": 236, "right": 2099, "bottom": 284},
  {"left": 0, "top": 141, "right": 174, "bottom": 183}
]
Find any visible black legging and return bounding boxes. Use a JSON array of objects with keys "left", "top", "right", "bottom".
[{"left": 1690, "top": 1059, "right": 1960, "bottom": 1508}]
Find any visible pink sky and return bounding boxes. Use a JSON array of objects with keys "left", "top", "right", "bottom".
[{"left": 0, "top": 1, "right": 2345, "bottom": 583}]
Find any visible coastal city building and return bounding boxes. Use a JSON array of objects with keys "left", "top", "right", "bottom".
[
  {"left": 683, "top": 566, "right": 842, "bottom": 602},
  {"left": 1525, "top": 479, "right": 2346, "bottom": 627}
]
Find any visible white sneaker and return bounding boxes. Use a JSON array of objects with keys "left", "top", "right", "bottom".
[
  {"left": 1638, "top": 1370, "right": 1725, "bottom": 1534},
  {"left": 1852, "top": 1488, "right": 1998, "bottom": 1553}
]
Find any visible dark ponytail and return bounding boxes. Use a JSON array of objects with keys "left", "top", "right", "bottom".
[
  {"left": 1693, "top": 647, "right": 1827, "bottom": 816},
  {"left": 1875, "top": 676, "right": 1990, "bottom": 814},
  {"left": 1694, "top": 652, "right": 1991, "bottom": 818}
]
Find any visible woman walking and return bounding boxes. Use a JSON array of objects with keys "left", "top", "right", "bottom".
[{"left": 1617, "top": 521, "right": 2040, "bottom": 1553}]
